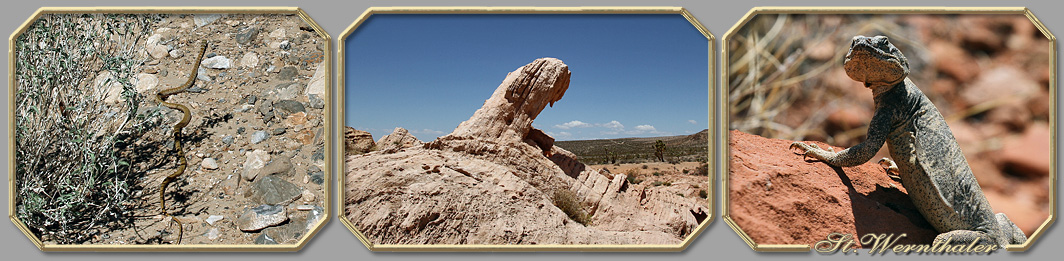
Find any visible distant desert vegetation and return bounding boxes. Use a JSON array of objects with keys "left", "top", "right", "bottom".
[{"left": 555, "top": 129, "right": 709, "bottom": 164}]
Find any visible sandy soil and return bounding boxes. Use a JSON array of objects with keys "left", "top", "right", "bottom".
[{"left": 38, "top": 13, "right": 328, "bottom": 245}]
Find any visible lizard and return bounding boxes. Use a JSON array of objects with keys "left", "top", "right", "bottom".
[{"left": 789, "top": 35, "right": 1027, "bottom": 248}]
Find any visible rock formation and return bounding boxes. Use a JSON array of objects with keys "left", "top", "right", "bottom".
[
  {"left": 376, "top": 127, "right": 423, "bottom": 152},
  {"left": 729, "top": 130, "right": 939, "bottom": 247},
  {"left": 345, "top": 58, "right": 708, "bottom": 245},
  {"left": 345, "top": 126, "right": 375, "bottom": 155}
]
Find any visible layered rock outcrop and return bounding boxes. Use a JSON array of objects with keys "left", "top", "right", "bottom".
[
  {"left": 345, "top": 58, "right": 707, "bottom": 245},
  {"left": 376, "top": 127, "right": 423, "bottom": 152},
  {"left": 344, "top": 126, "right": 375, "bottom": 155}
]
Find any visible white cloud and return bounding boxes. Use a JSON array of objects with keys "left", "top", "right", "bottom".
[
  {"left": 555, "top": 120, "right": 592, "bottom": 129},
  {"left": 688, "top": 119, "right": 698, "bottom": 124},
  {"left": 634, "top": 125, "right": 657, "bottom": 132},
  {"left": 409, "top": 129, "right": 445, "bottom": 135},
  {"left": 598, "top": 120, "right": 624, "bottom": 130}
]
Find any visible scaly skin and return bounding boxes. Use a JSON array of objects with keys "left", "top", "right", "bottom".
[
  {"left": 156, "top": 39, "right": 207, "bottom": 244},
  {"left": 789, "top": 35, "right": 1026, "bottom": 248}
]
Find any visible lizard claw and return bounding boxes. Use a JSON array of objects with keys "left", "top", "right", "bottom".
[
  {"left": 789, "top": 142, "right": 808, "bottom": 154},
  {"left": 790, "top": 142, "right": 816, "bottom": 161},
  {"left": 878, "top": 157, "right": 901, "bottom": 180}
]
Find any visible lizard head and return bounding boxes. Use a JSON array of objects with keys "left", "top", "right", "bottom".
[{"left": 843, "top": 35, "right": 910, "bottom": 88}]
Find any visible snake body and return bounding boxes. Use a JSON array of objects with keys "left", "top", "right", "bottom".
[{"left": 157, "top": 39, "right": 207, "bottom": 244}]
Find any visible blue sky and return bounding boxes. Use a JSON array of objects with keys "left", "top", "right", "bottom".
[{"left": 344, "top": 14, "right": 708, "bottom": 141}]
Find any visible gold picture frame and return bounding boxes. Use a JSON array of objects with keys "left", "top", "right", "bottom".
[
  {"left": 8, "top": 7, "right": 333, "bottom": 251},
  {"left": 336, "top": 6, "right": 714, "bottom": 251},
  {"left": 719, "top": 6, "right": 1056, "bottom": 252}
]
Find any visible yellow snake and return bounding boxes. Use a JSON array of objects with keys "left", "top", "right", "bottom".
[{"left": 157, "top": 39, "right": 207, "bottom": 244}]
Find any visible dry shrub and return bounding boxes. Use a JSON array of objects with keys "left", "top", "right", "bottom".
[
  {"left": 552, "top": 190, "right": 591, "bottom": 226},
  {"left": 14, "top": 13, "right": 162, "bottom": 243}
]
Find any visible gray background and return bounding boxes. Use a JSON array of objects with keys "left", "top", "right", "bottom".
[{"left": 0, "top": 0, "right": 1059, "bottom": 259}]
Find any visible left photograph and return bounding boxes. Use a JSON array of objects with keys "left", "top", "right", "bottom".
[{"left": 9, "top": 8, "right": 330, "bottom": 250}]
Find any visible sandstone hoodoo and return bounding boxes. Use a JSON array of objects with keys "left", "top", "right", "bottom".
[{"left": 345, "top": 58, "right": 709, "bottom": 246}]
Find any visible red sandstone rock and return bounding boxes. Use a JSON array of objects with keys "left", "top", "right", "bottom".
[
  {"left": 1000, "top": 122, "right": 1051, "bottom": 178},
  {"left": 729, "top": 130, "right": 937, "bottom": 247}
]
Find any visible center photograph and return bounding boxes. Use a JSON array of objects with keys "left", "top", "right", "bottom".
[{"left": 338, "top": 8, "right": 712, "bottom": 251}]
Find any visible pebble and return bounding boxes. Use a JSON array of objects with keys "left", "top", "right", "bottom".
[
  {"left": 284, "top": 112, "right": 307, "bottom": 128},
  {"left": 293, "top": 129, "right": 316, "bottom": 145},
  {"left": 194, "top": 14, "right": 222, "bottom": 27},
  {"left": 305, "top": 64, "right": 326, "bottom": 97},
  {"left": 134, "top": 73, "right": 158, "bottom": 93},
  {"left": 221, "top": 175, "right": 240, "bottom": 196},
  {"left": 258, "top": 156, "right": 293, "bottom": 177},
  {"left": 263, "top": 216, "right": 305, "bottom": 244},
  {"left": 205, "top": 215, "right": 224, "bottom": 225},
  {"left": 251, "top": 130, "right": 269, "bottom": 144},
  {"left": 307, "top": 168, "right": 324, "bottom": 185},
  {"left": 301, "top": 190, "right": 316, "bottom": 202},
  {"left": 236, "top": 127, "right": 246, "bottom": 135},
  {"left": 148, "top": 44, "right": 169, "bottom": 59},
  {"left": 272, "top": 128, "right": 286, "bottom": 135},
  {"left": 254, "top": 234, "right": 278, "bottom": 244},
  {"left": 242, "top": 149, "right": 270, "bottom": 181},
  {"left": 196, "top": 68, "right": 212, "bottom": 82},
  {"left": 240, "top": 52, "right": 259, "bottom": 68},
  {"left": 146, "top": 34, "right": 162, "bottom": 46},
  {"left": 201, "top": 158, "right": 219, "bottom": 170},
  {"left": 269, "top": 28, "right": 286, "bottom": 39},
  {"left": 279, "top": 40, "right": 291, "bottom": 50},
  {"left": 308, "top": 205, "right": 325, "bottom": 226},
  {"left": 234, "top": 105, "right": 253, "bottom": 113},
  {"left": 201, "top": 56, "right": 232, "bottom": 69},
  {"left": 273, "top": 100, "right": 306, "bottom": 114},
  {"left": 258, "top": 99, "right": 274, "bottom": 115},
  {"left": 187, "top": 87, "right": 209, "bottom": 93},
  {"left": 169, "top": 49, "right": 184, "bottom": 59},
  {"left": 274, "top": 82, "right": 301, "bottom": 100},
  {"left": 236, "top": 26, "right": 259, "bottom": 45},
  {"left": 237, "top": 204, "right": 287, "bottom": 232},
  {"left": 248, "top": 175, "right": 302, "bottom": 205},
  {"left": 284, "top": 139, "right": 303, "bottom": 150},
  {"left": 277, "top": 66, "right": 298, "bottom": 80},
  {"left": 245, "top": 95, "right": 258, "bottom": 105},
  {"left": 206, "top": 228, "right": 221, "bottom": 240},
  {"left": 308, "top": 94, "right": 325, "bottom": 109},
  {"left": 312, "top": 148, "right": 324, "bottom": 162},
  {"left": 295, "top": 205, "right": 315, "bottom": 211}
]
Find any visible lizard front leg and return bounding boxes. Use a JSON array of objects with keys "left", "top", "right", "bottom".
[{"left": 790, "top": 142, "right": 837, "bottom": 162}]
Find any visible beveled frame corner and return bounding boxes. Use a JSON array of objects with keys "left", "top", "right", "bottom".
[
  {"left": 718, "top": 6, "right": 1056, "bottom": 252},
  {"left": 335, "top": 6, "right": 715, "bottom": 252},
  {"left": 7, "top": 6, "right": 333, "bottom": 252}
]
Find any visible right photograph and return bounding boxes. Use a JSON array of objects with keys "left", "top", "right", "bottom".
[{"left": 722, "top": 8, "right": 1055, "bottom": 252}]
